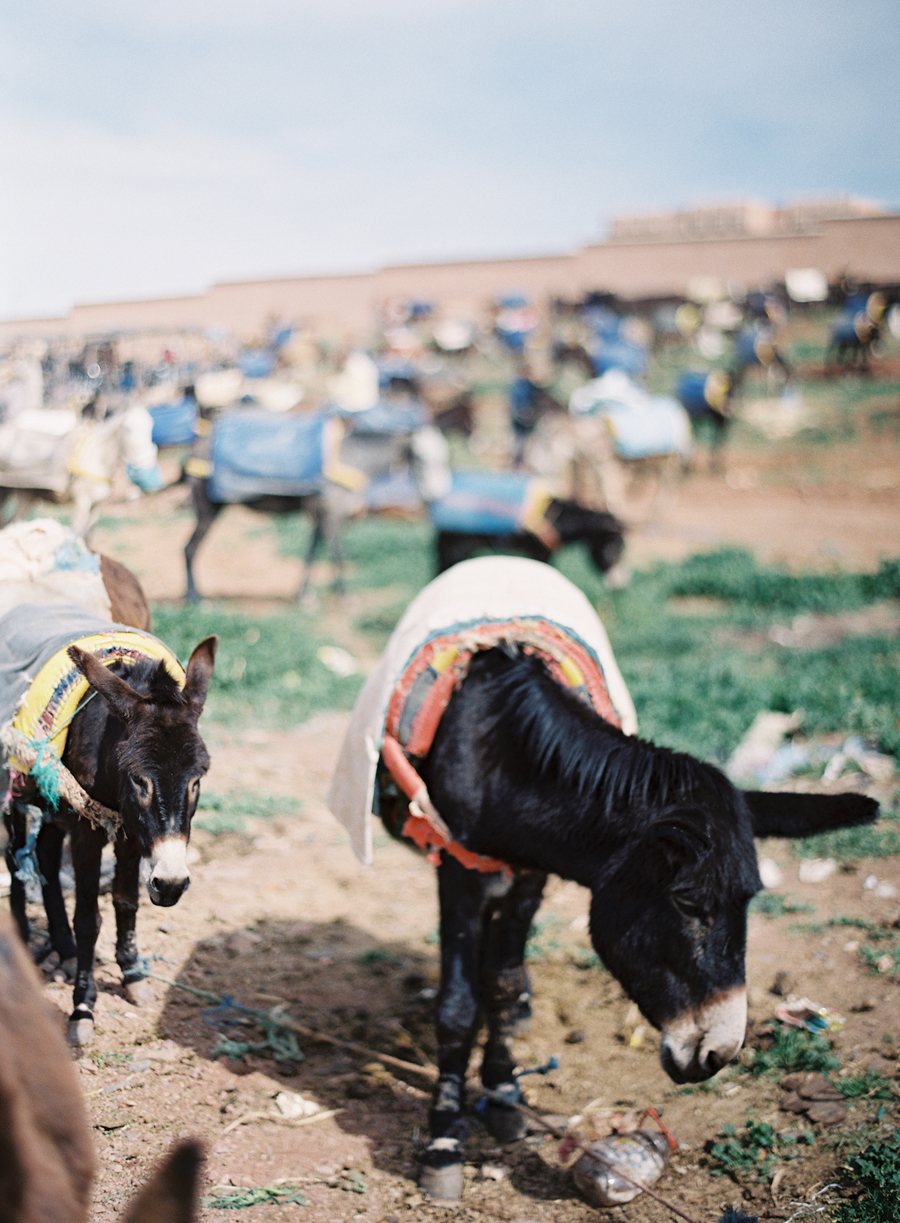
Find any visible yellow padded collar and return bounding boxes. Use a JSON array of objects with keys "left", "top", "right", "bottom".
[{"left": 10, "top": 631, "right": 185, "bottom": 772}]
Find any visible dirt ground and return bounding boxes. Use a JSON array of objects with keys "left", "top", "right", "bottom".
[{"left": 18, "top": 409, "right": 900, "bottom": 1222}]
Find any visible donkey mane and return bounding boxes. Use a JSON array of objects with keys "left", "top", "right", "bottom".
[{"left": 483, "top": 648, "right": 735, "bottom": 826}]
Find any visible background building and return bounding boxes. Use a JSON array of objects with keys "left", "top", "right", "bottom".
[{"left": 2, "top": 197, "right": 898, "bottom": 346}]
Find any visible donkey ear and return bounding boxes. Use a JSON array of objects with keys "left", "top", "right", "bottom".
[
  {"left": 744, "top": 790, "right": 879, "bottom": 839},
  {"left": 182, "top": 637, "right": 217, "bottom": 713},
  {"left": 645, "top": 814, "right": 712, "bottom": 882},
  {"left": 67, "top": 645, "right": 142, "bottom": 724},
  {"left": 117, "top": 1139, "right": 203, "bottom": 1223}
]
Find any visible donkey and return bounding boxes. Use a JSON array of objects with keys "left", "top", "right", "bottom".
[
  {"left": 434, "top": 497, "right": 625, "bottom": 577},
  {"left": 826, "top": 292, "right": 888, "bottom": 374},
  {"left": 328, "top": 556, "right": 878, "bottom": 1199},
  {"left": 183, "top": 405, "right": 451, "bottom": 603},
  {"left": 0, "top": 907, "right": 201, "bottom": 1222},
  {"left": 3, "top": 615, "right": 216, "bottom": 1045},
  {"left": 0, "top": 403, "right": 163, "bottom": 541}
]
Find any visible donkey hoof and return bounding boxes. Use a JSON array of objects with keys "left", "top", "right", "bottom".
[
  {"left": 124, "top": 977, "right": 154, "bottom": 1007},
  {"left": 483, "top": 1101, "right": 528, "bottom": 1144},
  {"left": 419, "top": 1161, "right": 464, "bottom": 1201},
  {"left": 68, "top": 1015, "right": 95, "bottom": 1047}
]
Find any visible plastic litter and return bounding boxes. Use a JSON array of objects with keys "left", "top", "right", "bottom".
[
  {"left": 570, "top": 1126, "right": 672, "bottom": 1206},
  {"left": 774, "top": 996, "right": 844, "bottom": 1033}
]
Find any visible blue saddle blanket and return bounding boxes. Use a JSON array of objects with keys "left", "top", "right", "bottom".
[
  {"left": 149, "top": 398, "right": 199, "bottom": 447},
  {"left": 428, "top": 470, "right": 548, "bottom": 535},
  {"left": 341, "top": 401, "right": 428, "bottom": 436},
  {"left": 208, "top": 410, "right": 328, "bottom": 502}
]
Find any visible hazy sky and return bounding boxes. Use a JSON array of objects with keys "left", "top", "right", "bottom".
[{"left": 2, "top": 0, "right": 898, "bottom": 320}]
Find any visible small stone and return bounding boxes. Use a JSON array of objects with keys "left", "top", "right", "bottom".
[
  {"left": 758, "top": 858, "right": 783, "bottom": 889},
  {"left": 780, "top": 1073, "right": 804, "bottom": 1091},
  {"left": 566, "top": 1029, "right": 587, "bottom": 1044},
  {"left": 479, "top": 1163, "right": 508, "bottom": 1181},
  {"left": 797, "top": 1073, "right": 842, "bottom": 1101},
  {"left": 779, "top": 1091, "right": 808, "bottom": 1114},
  {"left": 770, "top": 971, "right": 791, "bottom": 997},
  {"left": 798, "top": 858, "right": 836, "bottom": 883},
  {"left": 805, "top": 1100, "right": 846, "bottom": 1125}
]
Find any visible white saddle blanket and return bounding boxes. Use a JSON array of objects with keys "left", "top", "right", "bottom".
[{"left": 328, "top": 556, "right": 637, "bottom": 864}]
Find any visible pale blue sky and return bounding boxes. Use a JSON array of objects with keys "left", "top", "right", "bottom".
[{"left": 2, "top": 0, "right": 897, "bottom": 320}]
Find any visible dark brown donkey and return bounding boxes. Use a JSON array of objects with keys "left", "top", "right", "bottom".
[
  {"left": 0, "top": 907, "right": 201, "bottom": 1222},
  {"left": 5, "top": 631, "right": 216, "bottom": 1046}
]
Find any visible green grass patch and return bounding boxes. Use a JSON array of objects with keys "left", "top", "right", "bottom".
[
  {"left": 706, "top": 1113, "right": 814, "bottom": 1182},
  {"left": 194, "top": 788, "right": 303, "bottom": 835},
  {"left": 742, "top": 1026, "right": 841, "bottom": 1077},
  {"left": 749, "top": 892, "right": 815, "bottom": 918},
  {"left": 655, "top": 548, "right": 900, "bottom": 614},
  {"left": 793, "top": 811, "right": 900, "bottom": 862},
  {"left": 837, "top": 1070, "right": 896, "bottom": 1102},
  {"left": 834, "top": 1133, "right": 900, "bottom": 1223},
  {"left": 151, "top": 603, "right": 364, "bottom": 725}
]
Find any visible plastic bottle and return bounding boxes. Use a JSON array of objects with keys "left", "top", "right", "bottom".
[{"left": 570, "top": 1127, "right": 671, "bottom": 1206}]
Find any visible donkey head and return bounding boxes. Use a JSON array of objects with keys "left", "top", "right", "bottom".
[
  {"left": 67, "top": 637, "right": 217, "bottom": 907},
  {"left": 589, "top": 777, "right": 878, "bottom": 1084}
]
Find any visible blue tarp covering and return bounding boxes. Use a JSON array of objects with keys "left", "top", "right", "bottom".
[
  {"left": 604, "top": 396, "right": 689, "bottom": 459},
  {"left": 676, "top": 370, "right": 712, "bottom": 415},
  {"left": 237, "top": 350, "right": 277, "bottom": 379},
  {"left": 342, "top": 401, "right": 428, "bottom": 436},
  {"left": 428, "top": 470, "right": 539, "bottom": 535},
  {"left": 364, "top": 470, "right": 423, "bottom": 512},
  {"left": 208, "top": 410, "right": 328, "bottom": 502},
  {"left": 148, "top": 397, "right": 199, "bottom": 447},
  {"left": 590, "top": 337, "right": 649, "bottom": 378}
]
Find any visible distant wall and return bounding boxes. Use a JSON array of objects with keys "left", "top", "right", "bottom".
[{"left": 3, "top": 211, "right": 899, "bottom": 346}]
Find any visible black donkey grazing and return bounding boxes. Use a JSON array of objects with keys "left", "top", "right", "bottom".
[
  {"left": 2, "top": 603, "right": 216, "bottom": 1045},
  {"left": 428, "top": 468, "right": 625, "bottom": 577},
  {"left": 328, "top": 556, "right": 878, "bottom": 1200}
]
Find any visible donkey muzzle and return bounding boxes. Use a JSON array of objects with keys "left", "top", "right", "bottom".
[
  {"left": 145, "top": 837, "right": 191, "bottom": 907},
  {"left": 659, "top": 984, "right": 747, "bottom": 1083}
]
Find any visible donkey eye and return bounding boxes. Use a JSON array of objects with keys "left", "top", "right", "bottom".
[
  {"left": 130, "top": 774, "right": 153, "bottom": 803},
  {"left": 671, "top": 893, "right": 709, "bottom": 922}
]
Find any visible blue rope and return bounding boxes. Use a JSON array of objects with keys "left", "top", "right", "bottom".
[
  {"left": 13, "top": 803, "right": 47, "bottom": 890},
  {"left": 200, "top": 996, "right": 304, "bottom": 1063},
  {"left": 475, "top": 1056, "right": 560, "bottom": 1115},
  {"left": 26, "top": 739, "right": 63, "bottom": 811}
]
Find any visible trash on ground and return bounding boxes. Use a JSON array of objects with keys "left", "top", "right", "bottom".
[
  {"left": 774, "top": 997, "right": 844, "bottom": 1032},
  {"left": 317, "top": 645, "right": 358, "bottom": 676},
  {"left": 274, "top": 1090, "right": 322, "bottom": 1119},
  {"left": 564, "top": 1110, "right": 676, "bottom": 1208},
  {"left": 726, "top": 713, "right": 893, "bottom": 789}
]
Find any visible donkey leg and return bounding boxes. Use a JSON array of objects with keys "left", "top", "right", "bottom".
[
  {"left": 420, "top": 856, "right": 492, "bottom": 1200},
  {"left": 321, "top": 489, "right": 349, "bottom": 596},
  {"left": 4, "top": 804, "right": 31, "bottom": 947},
  {"left": 480, "top": 871, "right": 548, "bottom": 1144},
  {"left": 297, "top": 498, "right": 325, "bottom": 602},
  {"left": 37, "top": 821, "right": 77, "bottom": 970},
  {"left": 184, "top": 483, "right": 220, "bottom": 603},
  {"left": 113, "top": 839, "right": 153, "bottom": 1006},
  {"left": 68, "top": 824, "right": 106, "bottom": 1046}
]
